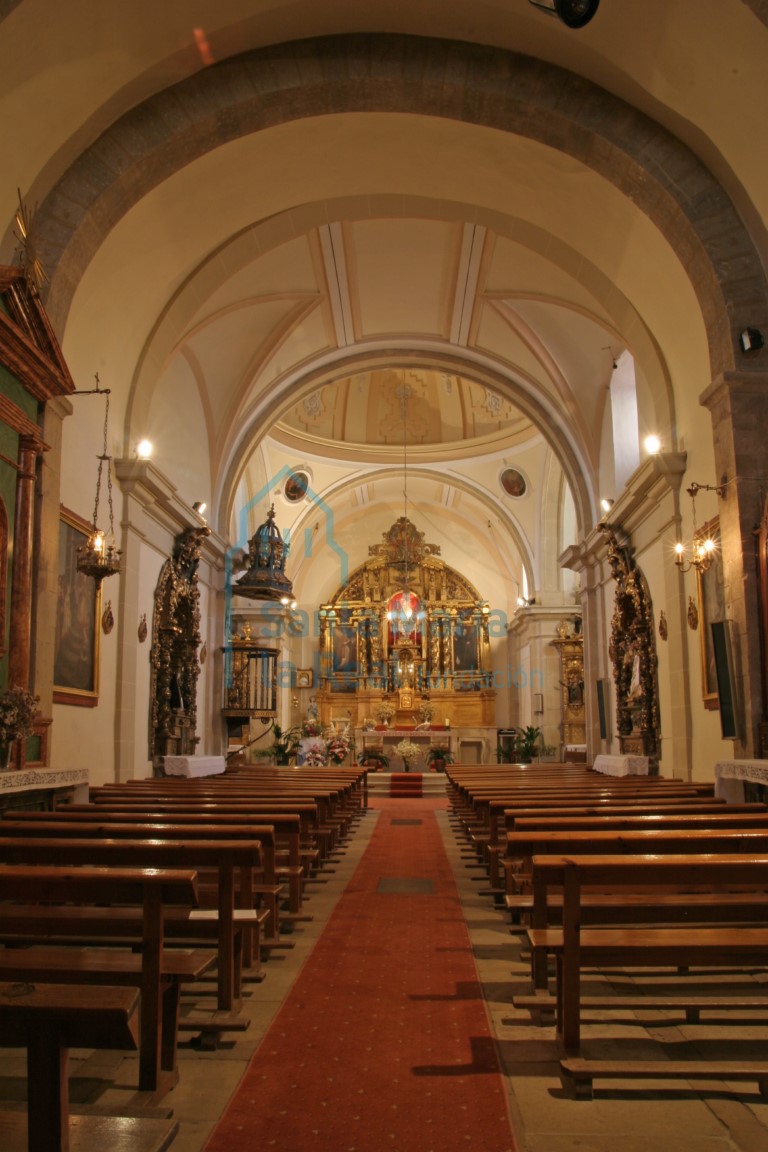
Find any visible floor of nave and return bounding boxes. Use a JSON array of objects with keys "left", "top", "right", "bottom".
[{"left": 2, "top": 787, "right": 768, "bottom": 1152}]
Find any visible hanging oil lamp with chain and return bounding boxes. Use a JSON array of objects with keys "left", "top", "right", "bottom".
[{"left": 76, "top": 381, "right": 122, "bottom": 584}]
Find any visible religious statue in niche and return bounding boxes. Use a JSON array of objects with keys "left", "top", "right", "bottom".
[
  {"left": 150, "top": 525, "right": 210, "bottom": 770},
  {"left": 603, "top": 526, "right": 660, "bottom": 765}
]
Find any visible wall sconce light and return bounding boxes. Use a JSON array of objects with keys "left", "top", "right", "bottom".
[
  {"left": 528, "top": 0, "right": 600, "bottom": 28},
  {"left": 136, "top": 439, "right": 153, "bottom": 459},
  {"left": 193, "top": 501, "right": 207, "bottom": 517},
  {"left": 739, "top": 328, "right": 764, "bottom": 354},
  {"left": 600, "top": 498, "right": 614, "bottom": 514},
  {"left": 644, "top": 434, "right": 662, "bottom": 455},
  {"left": 280, "top": 595, "right": 298, "bottom": 610},
  {"left": 517, "top": 596, "right": 537, "bottom": 608},
  {"left": 674, "top": 482, "right": 725, "bottom": 573}
]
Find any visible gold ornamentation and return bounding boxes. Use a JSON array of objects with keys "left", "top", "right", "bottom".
[
  {"left": 101, "top": 601, "right": 114, "bottom": 635},
  {"left": 688, "top": 596, "right": 699, "bottom": 630}
]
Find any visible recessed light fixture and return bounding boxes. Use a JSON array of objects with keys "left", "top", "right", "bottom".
[
  {"left": 739, "top": 328, "right": 764, "bottom": 354},
  {"left": 528, "top": 0, "right": 600, "bottom": 29}
]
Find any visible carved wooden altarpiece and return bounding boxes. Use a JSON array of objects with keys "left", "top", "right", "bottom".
[
  {"left": 603, "top": 527, "right": 660, "bottom": 765},
  {"left": 150, "top": 526, "right": 210, "bottom": 768}
]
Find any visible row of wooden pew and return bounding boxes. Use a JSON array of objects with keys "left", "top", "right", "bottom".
[
  {"left": 0, "top": 765, "right": 367, "bottom": 1152},
  {"left": 445, "top": 762, "right": 768, "bottom": 1100}
]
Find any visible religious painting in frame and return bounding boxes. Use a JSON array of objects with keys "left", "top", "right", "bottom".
[
  {"left": 695, "top": 516, "right": 724, "bottom": 711},
  {"left": 53, "top": 506, "right": 101, "bottom": 706},
  {"left": 453, "top": 619, "right": 480, "bottom": 682},
  {"left": 331, "top": 623, "right": 358, "bottom": 675}
]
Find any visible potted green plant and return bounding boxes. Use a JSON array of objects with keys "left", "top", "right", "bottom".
[
  {"left": 513, "top": 725, "right": 542, "bottom": 764},
  {"left": 268, "top": 723, "right": 301, "bottom": 765},
  {"left": 425, "top": 744, "right": 454, "bottom": 772},
  {"left": 360, "top": 747, "right": 389, "bottom": 772}
]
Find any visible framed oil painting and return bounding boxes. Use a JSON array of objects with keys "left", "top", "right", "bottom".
[
  {"left": 695, "top": 516, "right": 724, "bottom": 710},
  {"left": 53, "top": 506, "right": 100, "bottom": 706}
]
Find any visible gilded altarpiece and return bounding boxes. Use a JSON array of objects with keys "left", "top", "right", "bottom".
[
  {"left": 551, "top": 627, "right": 585, "bottom": 751},
  {"left": 318, "top": 517, "right": 495, "bottom": 727}
]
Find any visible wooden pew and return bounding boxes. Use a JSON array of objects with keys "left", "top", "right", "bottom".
[
  {"left": 485, "top": 800, "right": 765, "bottom": 887},
  {"left": 0, "top": 864, "right": 210, "bottom": 1096},
  {"left": 526, "top": 853, "right": 768, "bottom": 1055},
  {"left": 0, "top": 836, "right": 263, "bottom": 1013},
  {"left": 43, "top": 806, "right": 313, "bottom": 911},
  {"left": 0, "top": 981, "right": 179, "bottom": 1152},
  {"left": 503, "top": 827, "right": 768, "bottom": 895}
]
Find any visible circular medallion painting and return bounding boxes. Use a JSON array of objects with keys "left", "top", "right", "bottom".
[
  {"left": 284, "top": 470, "right": 310, "bottom": 502},
  {"left": 500, "top": 467, "right": 527, "bottom": 498}
]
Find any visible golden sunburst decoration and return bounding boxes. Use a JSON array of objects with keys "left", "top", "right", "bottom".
[{"left": 14, "top": 188, "right": 49, "bottom": 294}]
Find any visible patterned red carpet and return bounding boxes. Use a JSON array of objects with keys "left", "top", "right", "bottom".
[{"left": 203, "top": 796, "right": 518, "bottom": 1152}]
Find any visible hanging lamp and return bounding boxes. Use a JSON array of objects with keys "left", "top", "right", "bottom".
[{"left": 76, "top": 379, "right": 122, "bottom": 584}]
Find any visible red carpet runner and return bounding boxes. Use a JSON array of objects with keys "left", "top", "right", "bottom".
[
  {"left": 389, "top": 772, "right": 423, "bottom": 797},
  {"left": 203, "top": 797, "right": 517, "bottom": 1152}
]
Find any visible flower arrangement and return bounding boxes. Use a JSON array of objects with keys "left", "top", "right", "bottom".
[
  {"left": 417, "top": 701, "right": 433, "bottom": 723},
  {"left": 361, "top": 717, "right": 376, "bottom": 731},
  {"left": 375, "top": 700, "right": 396, "bottom": 724},
  {"left": 301, "top": 718, "right": 322, "bottom": 738},
  {"left": 302, "top": 745, "right": 328, "bottom": 767},
  {"left": 0, "top": 686, "right": 39, "bottom": 745},
  {"left": 326, "top": 728, "right": 353, "bottom": 764},
  {"left": 395, "top": 738, "right": 421, "bottom": 770}
]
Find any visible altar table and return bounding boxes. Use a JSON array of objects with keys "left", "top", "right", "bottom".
[
  {"left": 163, "top": 755, "right": 226, "bottom": 777},
  {"left": 714, "top": 759, "right": 768, "bottom": 802},
  {"left": 592, "top": 753, "right": 650, "bottom": 777}
]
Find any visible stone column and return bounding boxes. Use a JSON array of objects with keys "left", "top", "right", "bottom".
[{"left": 701, "top": 370, "right": 768, "bottom": 756}]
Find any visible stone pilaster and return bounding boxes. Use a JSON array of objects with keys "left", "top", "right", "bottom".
[{"left": 700, "top": 371, "right": 768, "bottom": 756}]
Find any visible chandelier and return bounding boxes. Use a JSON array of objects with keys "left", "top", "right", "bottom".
[
  {"left": 399, "top": 380, "right": 413, "bottom": 623},
  {"left": 76, "top": 379, "right": 122, "bottom": 584},
  {"left": 673, "top": 482, "right": 724, "bottom": 574}
]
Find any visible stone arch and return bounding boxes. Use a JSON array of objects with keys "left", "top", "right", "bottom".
[
  {"left": 214, "top": 345, "right": 596, "bottom": 546},
  {"left": 29, "top": 33, "right": 767, "bottom": 383}
]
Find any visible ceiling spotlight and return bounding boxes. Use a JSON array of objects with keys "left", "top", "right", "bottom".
[
  {"left": 517, "top": 596, "right": 536, "bottom": 608},
  {"left": 600, "top": 498, "right": 614, "bottom": 514},
  {"left": 528, "top": 0, "right": 600, "bottom": 29},
  {"left": 739, "top": 328, "right": 764, "bottom": 354},
  {"left": 644, "top": 435, "right": 662, "bottom": 455},
  {"left": 136, "top": 439, "right": 153, "bottom": 459},
  {"left": 193, "top": 501, "right": 207, "bottom": 516}
]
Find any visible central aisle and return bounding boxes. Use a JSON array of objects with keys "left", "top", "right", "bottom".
[{"left": 203, "top": 797, "right": 517, "bottom": 1152}]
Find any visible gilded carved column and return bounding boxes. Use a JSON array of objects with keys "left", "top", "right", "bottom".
[{"left": 8, "top": 434, "right": 40, "bottom": 688}]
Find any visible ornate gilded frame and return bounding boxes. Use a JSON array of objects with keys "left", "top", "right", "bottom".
[
  {"left": 695, "top": 516, "right": 723, "bottom": 710},
  {"left": 53, "top": 506, "right": 100, "bottom": 706}
]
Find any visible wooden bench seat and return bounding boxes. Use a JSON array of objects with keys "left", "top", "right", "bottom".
[
  {"left": 0, "top": 865, "right": 210, "bottom": 1095},
  {"left": 527, "top": 853, "right": 768, "bottom": 1051},
  {"left": 559, "top": 1058, "right": 768, "bottom": 1100},
  {"left": 513, "top": 991, "right": 768, "bottom": 1024},
  {"left": 0, "top": 830, "right": 270, "bottom": 1004},
  {"left": 0, "top": 980, "right": 179, "bottom": 1152}
]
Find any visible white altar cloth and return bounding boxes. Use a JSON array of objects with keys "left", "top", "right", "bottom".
[
  {"left": 593, "top": 753, "right": 650, "bottom": 777},
  {"left": 714, "top": 759, "right": 768, "bottom": 802},
  {"left": 164, "top": 755, "right": 226, "bottom": 778}
]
